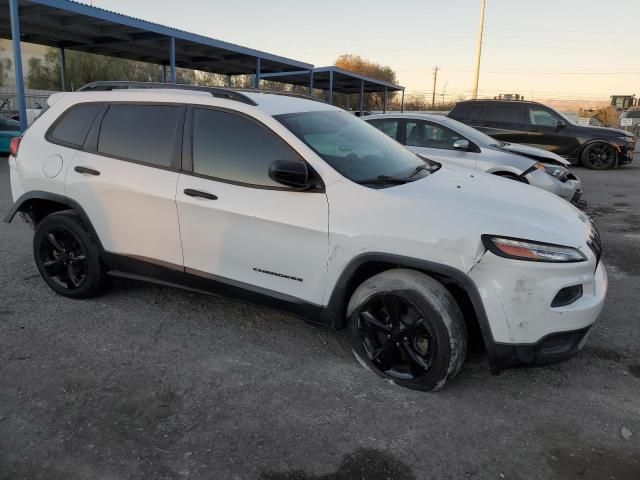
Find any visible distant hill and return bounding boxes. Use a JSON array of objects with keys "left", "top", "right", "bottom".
[{"left": 534, "top": 98, "right": 609, "bottom": 113}]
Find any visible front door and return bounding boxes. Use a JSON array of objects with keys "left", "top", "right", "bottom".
[{"left": 176, "top": 106, "right": 329, "bottom": 306}]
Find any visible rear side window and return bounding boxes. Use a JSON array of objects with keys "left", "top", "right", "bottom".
[
  {"left": 0, "top": 118, "right": 21, "bottom": 131},
  {"left": 49, "top": 103, "right": 101, "bottom": 146},
  {"left": 485, "top": 104, "right": 525, "bottom": 124},
  {"left": 368, "top": 119, "right": 400, "bottom": 141},
  {"left": 98, "top": 104, "right": 181, "bottom": 168},
  {"left": 466, "top": 104, "right": 485, "bottom": 122},
  {"left": 191, "top": 108, "right": 300, "bottom": 187}
]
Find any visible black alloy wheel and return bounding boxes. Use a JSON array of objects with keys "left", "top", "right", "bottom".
[
  {"left": 582, "top": 143, "right": 616, "bottom": 170},
  {"left": 355, "top": 293, "right": 437, "bottom": 380},
  {"left": 33, "top": 211, "right": 106, "bottom": 298},
  {"left": 37, "top": 227, "right": 88, "bottom": 289}
]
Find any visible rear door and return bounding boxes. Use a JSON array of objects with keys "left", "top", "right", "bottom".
[
  {"left": 176, "top": 106, "right": 329, "bottom": 306},
  {"left": 481, "top": 103, "right": 529, "bottom": 144},
  {"left": 402, "top": 119, "right": 477, "bottom": 169},
  {"left": 65, "top": 102, "right": 184, "bottom": 267}
]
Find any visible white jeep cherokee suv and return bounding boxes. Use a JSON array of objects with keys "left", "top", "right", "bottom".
[{"left": 4, "top": 82, "right": 608, "bottom": 391}]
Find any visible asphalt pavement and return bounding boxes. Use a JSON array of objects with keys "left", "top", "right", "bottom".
[{"left": 0, "top": 155, "right": 639, "bottom": 480}]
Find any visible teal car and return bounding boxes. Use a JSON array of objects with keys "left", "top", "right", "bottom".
[{"left": 0, "top": 117, "right": 21, "bottom": 154}]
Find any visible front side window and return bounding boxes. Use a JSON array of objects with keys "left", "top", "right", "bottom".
[
  {"left": 405, "top": 120, "right": 464, "bottom": 149},
  {"left": 98, "top": 104, "right": 181, "bottom": 168},
  {"left": 528, "top": 106, "right": 561, "bottom": 126},
  {"left": 49, "top": 103, "right": 102, "bottom": 146},
  {"left": 485, "top": 104, "right": 525, "bottom": 124},
  {"left": 276, "top": 110, "right": 430, "bottom": 185},
  {"left": 192, "top": 108, "right": 300, "bottom": 187},
  {"left": 368, "top": 119, "right": 400, "bottom": 141}
]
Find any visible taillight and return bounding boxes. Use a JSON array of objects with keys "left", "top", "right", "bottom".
[{"left": 9, "top": 137, "right": 21, "bottom": 157}]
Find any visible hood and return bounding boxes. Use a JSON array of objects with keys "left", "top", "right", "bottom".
[
  {"left": 575, "top": 124, "right": 635, "bottom": 138},
  {"left": 387, "top": 167, "right": 590, "bottom": 248},
  {"left": 497, "top": 143, "right": 570, "bottom": 167}
]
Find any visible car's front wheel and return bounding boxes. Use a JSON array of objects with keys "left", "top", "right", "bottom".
[
  {"left": 33, "top": 211, "right": 106, "bottom": 298},
  {"left": 581, "top": 142, "right": 616, "bottom": 170},
  {"left": 347, "top": 269, "right": 467, "bottom": 392}
]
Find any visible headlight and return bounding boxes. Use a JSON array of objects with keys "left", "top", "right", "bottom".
[
  {"left": 541, "top": 164, "right": 567, "bottom": 179},
  {"left": 482, "top": 235, "right": 587, "bottom": 263}
]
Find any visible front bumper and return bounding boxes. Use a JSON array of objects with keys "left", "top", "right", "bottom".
[
  {"left": 469, "top": 251, "right": 607, "bottom": 348},
  {"left": 619, "top": 143, "right": 635, "bottom": 165},
  {"left": 489, "top": 326, "right": 592, "bottom": 370},
  {"left": 526, "top": 169, "right": 582, "bottom": 202}
]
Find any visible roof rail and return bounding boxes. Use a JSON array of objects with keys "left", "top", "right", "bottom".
[
  {"left": 234, "top": 87, "right": 327, "bottom": 104},
  {"left": 77, "top": 81, "right": 258, "bottom": 106}
]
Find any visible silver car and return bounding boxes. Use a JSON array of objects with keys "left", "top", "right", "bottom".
[{"left": 365, "top": 113, "right": 582, "bottom": 202}]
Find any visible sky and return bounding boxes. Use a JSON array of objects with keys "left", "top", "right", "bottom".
[{"left": 86, "top": 0, "right": 640, "bottom": 101}]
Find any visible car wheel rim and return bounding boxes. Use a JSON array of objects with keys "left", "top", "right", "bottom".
[
  {"left": 356, "top": 293, "right": 437, "bottom": 380},
  {"left": 587, "top": 144, "right": 614, "bottom": 168},
  {"left": 38, "top": 227, "right": 88, "bottom": 289}
]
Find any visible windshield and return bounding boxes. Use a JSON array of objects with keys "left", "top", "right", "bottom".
[{"left": 275, "top": 110, "right": 433, "bottom": 185}]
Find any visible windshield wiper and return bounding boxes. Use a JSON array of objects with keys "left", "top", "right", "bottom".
[{"left": 357, "top": 175, "right": 409, "bottom": 186}]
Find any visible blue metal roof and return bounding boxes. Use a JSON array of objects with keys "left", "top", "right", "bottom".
[{"left": 0, "top": 0, "right": 313, "bottom": 75}]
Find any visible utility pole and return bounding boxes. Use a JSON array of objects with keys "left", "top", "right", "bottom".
[
  {"left": 432, "top": 66, "right": 439, "bottom": 108},
  {"left": 442, "top": 81, "right": 449, "bottom": 104},
  {"left": 472, "top": 0, "right": 487, "bottom": 99}
]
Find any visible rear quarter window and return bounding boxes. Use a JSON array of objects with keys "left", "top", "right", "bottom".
[{"left": 48, "top": 103, "right": 102, "bottom": 147}]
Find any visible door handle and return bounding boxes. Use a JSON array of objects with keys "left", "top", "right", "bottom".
[
  {"left": 74, "top": 166, "right": 100, "bottom": 176},
  {"left": 184, "top": 189, "right": 218, "bottom": 200}
]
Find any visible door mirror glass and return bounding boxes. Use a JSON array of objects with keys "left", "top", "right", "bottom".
[
  {"left": 556, "top": 119, "right": 567, "bottom": 129},
  {"left": 453, "top": 139, "right": 470, "bottom": 150},
  {"left": 268, "top": 160, "right": 309, "bottom": 189}
]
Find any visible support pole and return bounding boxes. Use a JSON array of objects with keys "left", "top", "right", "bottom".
[
  {"left": 308, "top": 70, "right": 314, "bottom": 94},
  {"left": 401, "top": 89, "right": 405, "bottom": 113},
  {"left": 161, "top": 65, "right": 166, "bottom": 83},
  {"left": 9, "top": 0, "right": 27, "bottom": 132},
  {"left": 169, "top": 37, "right": 176, "bottom": 83},
  {"left": 59, "top": 47, "right": 66, "bottom": 92},
  {"left": 328, "top": 70, "right": 334, "bottom": 104},
  {"left": 472, "top": 0, "right": 487, "bottom": 99},
  {"left": 226, "top": 75, "right": 232, "bottom": 87},
  {"left": 432, "top": 66, "right": 438, "bottom": 109},
  {"left": 383, "top": 86, "right": 388, "bottom": 113},
  {"left": 359, "top": 79, "right": 364, "bottom": 115},
  {"left": 254, "top": 57, "right": 261, "bottom": 89}
]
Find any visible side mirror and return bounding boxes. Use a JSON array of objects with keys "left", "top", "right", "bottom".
[
  {"left": 268, "top": 159, "right": 310, "bottom": 189},
  {"left": 453, "top": 139, "right": 470, "bottom": 150},
  {"left": 556, "top": 120, "right": 567, "bottom": 129}
]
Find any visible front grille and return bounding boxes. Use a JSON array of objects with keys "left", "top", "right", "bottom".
[{"left": 588, "top": 220, "right": 603, "bottom": 262}]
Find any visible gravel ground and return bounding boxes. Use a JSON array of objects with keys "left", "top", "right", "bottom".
[{"left": 1, "top": 154, "right": 639, "bottom": 480}]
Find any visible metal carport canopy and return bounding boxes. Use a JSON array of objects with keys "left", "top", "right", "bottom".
[
  {"left": 261, "top": 66, "right": 406, "bottom": 113},
  {"left": 2, "top": 0, "right": 314, "bottom": 130}
]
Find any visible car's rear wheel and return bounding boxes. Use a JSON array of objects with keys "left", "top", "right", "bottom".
[
  {"left": 581, "top": 142, "right": 616, "bottom": 170},
  {"left": 33, "top": 211, "right": 106, "bottom": 298},
  {"left": 347, "top": 269, "right": 467, "bottom": 392}
]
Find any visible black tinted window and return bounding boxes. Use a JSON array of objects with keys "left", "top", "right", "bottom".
[
  {"left": 485, "top": 104, "right": 524, "bottom": 124},
  {"left": 192, "top": 108, "right": 299, "bottom": 187},
  {"left": 528, "top": 106, "right": 561, "bottom": 126},
  {"left": 0, "top": 118, "right": 20, "bottom": 131},
  {"left": 50, "top": 103, "right": 101, "bottom": 146},
  {"left": 466, "top": 104, "right": 485, "bottom": 122},
  {"left": 98, "top": 104, "right": 181, "bottom": 167}
]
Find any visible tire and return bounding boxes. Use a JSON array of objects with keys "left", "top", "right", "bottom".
[
  {"left": 494, "top": 172, "right": 527, "bottom": 183},
  {"left": 33, "top": 210, "right": 106, "bottom": 298},
  {"left": 580, "top": 142, "right": 616, "bottom": 170},
  {"left": 347, "top": 269, "right": 467, "bottom": 392}
]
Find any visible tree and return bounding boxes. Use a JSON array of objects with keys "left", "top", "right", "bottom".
[
  {"left": 25, "top": 47, "right": 231, "bottom": 91},
  {"left": 0, "top": 45, "right": 11, "bottom": 86},
  {"left": 334, "top": 54, "right": 398, "bottom": 111}
]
